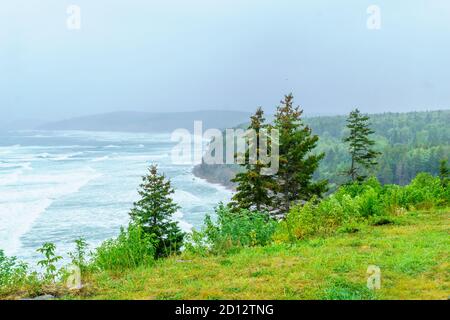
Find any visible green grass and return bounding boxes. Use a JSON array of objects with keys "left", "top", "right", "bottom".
[{"left": 62, "top": 208, "right": 449, "bottom": 300}]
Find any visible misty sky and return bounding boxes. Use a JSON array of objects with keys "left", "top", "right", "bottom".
[{"left": 1, "top": 0, "right": 449, "bottom": 123}]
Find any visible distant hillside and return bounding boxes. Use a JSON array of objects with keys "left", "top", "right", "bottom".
[
  {"left": 194, "top": 109, "right": 450, "bottom": 188},
  {"left": 38, "top": 110, "right": 253, "bottom": 132}
]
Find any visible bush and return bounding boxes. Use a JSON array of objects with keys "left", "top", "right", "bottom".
[
  {"left": 0, "top": 250, "right": 42, "bottom": 297},
  {"left": 274, "top": 195, "right": 361, "bottom": 242},
  {"left": 68, "top": 237, "right": 89, "bottom": 272},
  {"left": 334, "top": 178, "right": 385, "bottom": 217},
  {"left": 0, "top": 250, "right": 29, "bottom": 288},
  {"left": 379, "top": 184, "right": 405, "bottom": 214},
  {"left": 92, "top": 224, "right": 156, "bottom": 272},
  {"left": 337, "top": 177, "right": 382, "bottom": 198},
  {"left": 356, "top": 187, "right": 384, "bottom": 217},
  {"left": 36, "top": 242, "right": 63, "bottom": 283},
  {"left": 275, "top": 173, "right": 449, "bottom": 242},
  {"left": 186, "top": 204, "right": 277, "bottom": 254},
  {"left": 402, "top": 173, "right": 447, "bottom": 209}
]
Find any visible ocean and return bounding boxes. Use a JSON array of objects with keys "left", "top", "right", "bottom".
[{"left": 0, "top": 130, "right": 231, "bottom": 264}]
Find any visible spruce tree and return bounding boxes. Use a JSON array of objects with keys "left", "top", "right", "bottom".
[
  {"left": 439, "top": 159, "right": 449, "bottom": 187},
  {"left": 129, "top": 165, "right": 185, "bottom": 258},
  {"left": 274, "top": 93, "right": 327, "bottom": 214},
  {"left": 343, "top": 108, "right": 380, "bottom": 182},
  {"left": 229, "top": 107, "right": 278, "bottom": 212}
]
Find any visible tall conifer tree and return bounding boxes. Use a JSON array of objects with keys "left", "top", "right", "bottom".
[
  {"left": 274, "top": 94, "right": 327, "bottom": 213},
  {"left": 343, "top": 108, "right": 380, "bottom": 182},
  {"left": 229, "top": 107, "right": 278, "bottom": 212}
]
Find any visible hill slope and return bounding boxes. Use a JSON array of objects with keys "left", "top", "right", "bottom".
[
  {"left": 70, "top": 208, "right": 449, "bottom": 300},
  {"left": 194, "top": 110, "right": 450, "bottom": 188}
]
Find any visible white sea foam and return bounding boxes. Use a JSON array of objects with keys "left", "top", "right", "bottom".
[
  {"left": 117, "top": 154, "right": 169, "bottom": 162},
  {"left": 0, "top": 168, "right": 100, "bottom": 200},
  {"left": 173, "top": 211, "right": 193, "bottom": 232},
  {"left": 91, "top": 155, "right": 109, "bottom": 162},
  {"left": 0, "top": 162, "right": 32, "bottom": 170},
  {"left": 0, "top": 171, "right": 23, "bottom": 185},
  {"left": 0, "top": 167, "right": 101, "bottom": 255},
  {"left": 173, "top": 190, "right": 201, "bottom": 204},
  {"left": 52, "top": 152, "right": 84, "bottom": 161},
  {"left": 36, "top": 152, "right": 51, "bottom": 158},
  {"left": 0, "top": 199, "right": 53, "bottom": 255},
  {"left": 190, "top": 175, "right": 232, "bottom": 194}
]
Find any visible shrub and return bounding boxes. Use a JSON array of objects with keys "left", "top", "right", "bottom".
[
  {"left": 92, "top": 224, "right": 156, "bottom": 272},
  {"left": 0, "top": 250, "right": 42, "bottom": 298},
  {"left": 68, "top": 237, "right": 89, "bottom": 272},
  {"left": 337, "top": 176, "right": 381, "bottom": 198},
  {"left": 0, "top": 250, "right": 29, "bottom": 288},
  {"left": 275, "top": 195, "right": 361, "bottom": 242},
  {"left": 402, "top": 173, "right": 446, "bottom": 209},
  {"left": 275, "top": 173, "right": 448, "bottom": 243},
  {"left": 278, "top": 200, "right": 317, "bottom": 242},
  {"left": 36, "top": 242, "right": 63, "bottom": 283},
  {"left": 379, "top": 184, "right": 405, "bottom": 214},
  {"left": 186, "top": 204, "right": 277, "bottom": 254},
  {"left": 356, "top": 187, "right": 384, "bottom": 217}
]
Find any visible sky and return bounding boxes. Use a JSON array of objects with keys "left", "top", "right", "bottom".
[{"left": 0, "top": 0, "right": 449, "bottom": 123}]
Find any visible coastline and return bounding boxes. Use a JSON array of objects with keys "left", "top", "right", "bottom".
[{"left": 192, "top": 163, "right": 237, "bottom": 191}]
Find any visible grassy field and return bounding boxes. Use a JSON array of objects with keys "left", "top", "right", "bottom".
[{"left": 69, "top": 208, "right": 449, "bottom": 300}]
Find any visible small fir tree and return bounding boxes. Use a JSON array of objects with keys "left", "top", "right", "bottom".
[{"left": 129, "top": 165, "right": 185, "bottom": 258}]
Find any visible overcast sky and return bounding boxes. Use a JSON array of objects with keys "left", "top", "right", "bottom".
[{"left": 1, "top": 0, "right": 449, "bottom": 122}]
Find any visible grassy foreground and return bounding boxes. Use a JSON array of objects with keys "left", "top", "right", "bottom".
[{"left": 70, "top": 208, "right": 449, "bottom": 300}]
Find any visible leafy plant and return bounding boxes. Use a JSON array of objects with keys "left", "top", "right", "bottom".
[
  {"left": 92, "top": 224, "right": 155, "bottom": 272},
  {"left": 0, "top": 250, "right": 29, "bottom": 288},
  {"left": 36, "top": 242, "right": 63, "bottom": 282},
  {"left": 68, "top": 237, "right": 89, "bottom": 271},
  {"left": 187, "top": 204, "right": 277, "bottom": 254}
]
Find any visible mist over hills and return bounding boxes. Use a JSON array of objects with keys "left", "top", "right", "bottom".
[
  {"left": 0, "top": 118, "right": 47, "bottom": 132},
  {"left": 38, "top": 110, "right": 254, "bottom": 132}
]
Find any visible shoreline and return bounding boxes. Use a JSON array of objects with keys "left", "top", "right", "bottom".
[{"left": 191, "top": 164, "right": 236, "bottom": 191}]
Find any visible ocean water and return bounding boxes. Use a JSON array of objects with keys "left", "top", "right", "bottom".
[{"left": 0, "top": 130, "right": 231, "bottom": 264}]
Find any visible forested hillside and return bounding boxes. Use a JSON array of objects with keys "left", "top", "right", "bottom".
[{"left": 194, "top": 110, "right": 450, "bottom": 189}]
